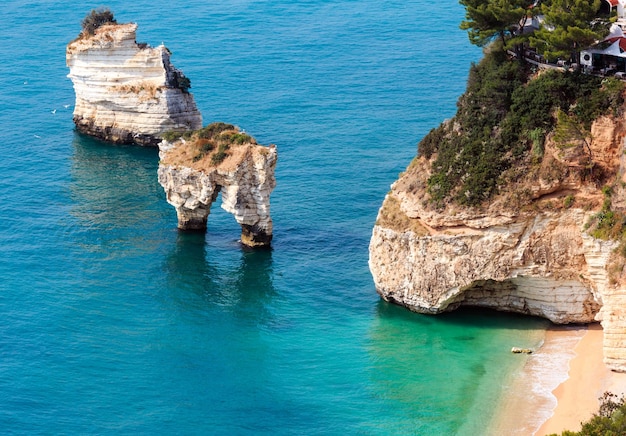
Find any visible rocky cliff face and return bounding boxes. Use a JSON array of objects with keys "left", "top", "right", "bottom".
[
  {"left": 157, "top": 124, "right": 276, "bottom": 247},
  {"left": 369, "top": 113, "right": 626, "bottom": 371},
  {"left": 66, "top": 23, "right": 202, "bottom": 145}
]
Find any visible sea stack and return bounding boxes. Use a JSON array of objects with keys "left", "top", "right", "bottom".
[
  {"left": 157, "top": 123, "right": 277, "bottom": 248},
  {"left": 369, "top": 51, "right": 626, "bottom": 371},
  {"left": 66, "top": 15, "right": 202, "bottom": 145}
]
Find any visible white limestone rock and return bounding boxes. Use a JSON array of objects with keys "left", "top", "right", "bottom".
[
  {"left": 157, "top": 126, "right": 276, "bottom": 247},
  {"left": 369, "top": 210, "right": 611, "bottom": 323},
  {"left": 369, "top": 112, "right": 626, "bottom": 371},
  {"left": 66, "top": 23, "right": 202, "bottom": 145}
]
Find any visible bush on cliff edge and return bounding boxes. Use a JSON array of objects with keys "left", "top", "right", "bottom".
[{"left": 81, "top": 8, "right": 117, "bottom": 35}]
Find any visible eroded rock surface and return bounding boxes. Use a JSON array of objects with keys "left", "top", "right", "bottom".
[
  {"left": 369, "top": 114, "right": 626, "bottom": 371},
  {"left": 66, "top": 23, "right": 202, "bottom": 145},
  {"left": 157, "top": 124, "right": 276, "bottom": 247},
  {"left": 370, "top": 210, "right": 612, "bottom": 323}
]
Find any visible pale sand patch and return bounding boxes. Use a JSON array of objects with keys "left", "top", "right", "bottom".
[
  {"left": 487, "top": 325, "right": 585, "bottom": 435},
  {"left": 489, "top": 323, "right": 626, "bottom": 435},
  {"left": 537, "top": 324, "right": 626, "bottom": 435}
]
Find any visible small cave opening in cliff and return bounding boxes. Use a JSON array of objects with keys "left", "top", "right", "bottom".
[
  {"left": 451, "top": 278, "right": 601, "bottom": 325},
  {"left": 457, "top": 279, "right": 524, "bottom": 313},
  {"left": 442, "top": 305, "right": 552, "bottom": 327}
]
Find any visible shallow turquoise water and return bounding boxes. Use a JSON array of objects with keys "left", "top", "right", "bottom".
[{"left": 0, "top": 1, "right": 549, "bottom": 434}]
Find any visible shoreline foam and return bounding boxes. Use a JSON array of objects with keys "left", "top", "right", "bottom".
[
  {"left": 489, "top": 323, "right": 626, "bottom": 435},
  {"left": 487, "top": 325, "right": 586, "bottom": 435},
  {"left": 536, "top": 324, "right": 626, "bottom": 435}
]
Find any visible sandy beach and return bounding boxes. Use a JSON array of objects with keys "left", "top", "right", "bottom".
[
  {"left": 536, "top": 324, "right": 626, "bottom": 435},
  {"left": 490, "top": 323, "right": 626, "bottom": 435},
  {"left": 487, "top": 324, "right": 626, "bottom": 436}
]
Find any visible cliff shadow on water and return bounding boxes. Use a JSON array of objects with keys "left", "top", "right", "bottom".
[
  {"left": 69, "top": 132, "right": 171, "bottom": 259},
  {"left": 70, "top": 132, "right": 163, "bottom": 223},
  {"left": 367, "top": 301, "right": 548, "bottom": 435}
]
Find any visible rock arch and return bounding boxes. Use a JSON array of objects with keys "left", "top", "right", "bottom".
[{"left": 157, "top": 143, "right": 276, "bottom": 248}]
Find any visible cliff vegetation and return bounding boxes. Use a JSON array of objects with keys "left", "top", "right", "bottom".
[
  {"left": 81, "top": 8, "right": 116, "bottom": 35},
  {"left": 419, "top": 49, "right": 624, "bottom": 207},
  {"left": 160, "top": 122, "right": 259, "bottom": 170}
]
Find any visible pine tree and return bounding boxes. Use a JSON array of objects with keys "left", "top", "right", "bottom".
[
  {"left": 459, "top": 0, "right": 535, "bottom": 47},
  {"left": 530, "top": 0, "right": 608, "bottom": 63}
]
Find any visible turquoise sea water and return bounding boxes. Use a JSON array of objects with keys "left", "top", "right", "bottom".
[{"left": 0, "top": 1, "right": 550, "bottom": 434}]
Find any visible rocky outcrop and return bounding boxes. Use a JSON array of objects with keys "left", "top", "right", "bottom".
[
  {"left": 157, "top": 124, "right": 276, "bottom": 247},
  {"left": 369, "top": 114, "right": 626, "bottom": 371},
  {"left": 370, "top": 210, "right": 612, "bottom": 322},
  {"left": 66, "top": 23, "right": 202, "bottom": 145}
]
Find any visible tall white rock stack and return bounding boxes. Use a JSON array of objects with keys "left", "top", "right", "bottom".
[{"left": 66, "top": 23, "right": 202, "bottom": 145}]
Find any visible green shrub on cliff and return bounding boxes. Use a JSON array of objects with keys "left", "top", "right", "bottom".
[
  {"left": 163, "top": 122, "right": 254, "bottom": 165},
  {"left": 211, "top": 143, "right": 230, "bottom": 165},
  {"left": 81, "top": 8, "right": 116, "bottom": 35},
  {"left": 220, "top": 131, "right": 252, "bottom": 145},
  {"left": 419, "top": 51, "right": 624, "bottom": 207},
  {"left": 196, "top": 122, "right": 235, "bottom": 139},
  {"left": 424, "top": 50, "right": 525, "bottom": 205},
  {"left": 175, "top": 75, "right": 191, "bottom": 93},
  {"left": 588, "top": 186, "right": 626, "bottom": 242},
  {"left": 162, "top": 130, "right": 184, "bottom": 142}
]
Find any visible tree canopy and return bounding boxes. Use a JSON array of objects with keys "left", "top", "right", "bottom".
[
  {"left": 459, "top": 0, "right": 611, "bottom": 59},
  {"left": 81, "top": 8, "right": 117, "bottom": 35},
  {"left": 418, "top": 50, "right": 623, "bottom": 206},
  {"left": 529, "top": 0, "right": 609, "bottom": 62},
  {"left": 459, "top": 0, "right": 535, "bottom": 47}
]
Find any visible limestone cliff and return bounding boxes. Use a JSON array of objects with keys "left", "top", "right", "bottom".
[
  {"left": 157, "top": 123, "right": 276, "bottom": 247},
  {"left": 66, "top": 22, "right": 202, "bottom": 145},
  {"left": 369, "top": 57, "right": 626, "bottom": 371}
]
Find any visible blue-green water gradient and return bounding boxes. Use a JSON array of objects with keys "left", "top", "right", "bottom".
[{"left": 0, "top": 1, "right": 548, "bottom": 434}]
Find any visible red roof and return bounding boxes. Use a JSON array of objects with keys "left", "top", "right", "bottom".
[
  {"left": 607, "top": 36, "right": 626, "bottom": 52},
  {"left": 606, "top": 0, "right": 619, "bottom": 6}
]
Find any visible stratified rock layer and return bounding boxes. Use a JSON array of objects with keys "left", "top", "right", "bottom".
[
  {"left": 157, "top": 129, "right": 276, "bottom": 247},
  {"left": 370, "top": 211, "right": 611, "bottom": 322},
  {"left": 66, "top": 23, "right": 202, "bottom": 145},
  {"left": 369, "top": 114, "right": 626, "bottom": 371}
]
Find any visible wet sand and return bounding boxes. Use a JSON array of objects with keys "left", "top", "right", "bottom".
[
  {"left": 487, "top": 325, "right": 583, "bottom": 435},
  {"left": 490, "top": 324, "right": 626, "bottom": 435},
  {"left": 536, "top": 324, "right": 626, "bottom": 435}
]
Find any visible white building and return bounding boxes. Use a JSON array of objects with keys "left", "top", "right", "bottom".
[{"left": 580, "top": 24, "right": 626, "bottom": 73}]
